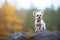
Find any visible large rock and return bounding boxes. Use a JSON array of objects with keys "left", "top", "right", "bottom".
[
  {"left": 6, "top": 30, "right": 60, "bottom": 40},
  {"left": 34, "top": 30, "right": 60, "bottom": 40}
]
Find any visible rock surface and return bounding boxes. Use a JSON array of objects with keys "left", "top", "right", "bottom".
[
  {"left": 34, "top": 30, "right": 60, "bottom": 40},
  {"left": 6, "top": 30, "right": 60, "bottom": 40}
]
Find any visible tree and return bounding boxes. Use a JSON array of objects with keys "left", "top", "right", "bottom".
[
  {"left": 56, "top": 7, "right": 60, "bottom": 30},
  {"left": 43, "top": 6, "right": 59, "bottom": 31},
  {"left": 0, "top": 1, "right": 23, "bottom": 37}
]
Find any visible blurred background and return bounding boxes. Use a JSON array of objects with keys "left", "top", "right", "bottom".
[{"left": 0, "top": 0, "right": 60, "bottom": 38}]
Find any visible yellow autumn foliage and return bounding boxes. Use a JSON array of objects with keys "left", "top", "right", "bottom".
[{"left": 0, "top": 2, "right": 24, "bottom": 37}]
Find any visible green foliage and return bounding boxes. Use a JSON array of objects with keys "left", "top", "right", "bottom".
[
  {"left": 56, "top": 7, "right": 60, "bottom": 30},
  {"left": 43, "top": 7, "right": 60, "bottom": 31},
  {"left": 43, "top": 8, "right": 56, "bottom": 30}
]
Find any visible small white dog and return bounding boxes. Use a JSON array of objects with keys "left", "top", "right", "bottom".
[{"left": 33, "top": 11, "right": 46, "bottom": 32}]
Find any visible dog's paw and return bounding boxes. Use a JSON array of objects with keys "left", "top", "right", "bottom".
[{"left": 35, "top": 31, "right": 38, "bottom": 33}]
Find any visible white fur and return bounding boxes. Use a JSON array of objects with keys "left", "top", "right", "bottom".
[{"left": 33, "top": 11, "right": 46, "bottom": 32}]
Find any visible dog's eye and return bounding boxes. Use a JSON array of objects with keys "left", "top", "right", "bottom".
[
  {"left": 40, "top": 15, "right": 41, "bottom": 16},
  {"left": 37, "top": 15, "right": 38, "bottom": 17}
]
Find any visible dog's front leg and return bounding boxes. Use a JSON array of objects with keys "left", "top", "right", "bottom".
[
  {"left": 35, "top": 25, "right": 38, "bottom": 32},
  {"left": 43, "top": 23, "right": 46, "bottom": 30}
]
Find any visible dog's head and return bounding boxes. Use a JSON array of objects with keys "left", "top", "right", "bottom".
[{"left": 33, "top": 11, "right": 44, "bottom": 22}]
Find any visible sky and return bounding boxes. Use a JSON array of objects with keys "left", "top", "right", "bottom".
[{"left": 0, "top": 0, "right": 60, "bottom": 10}]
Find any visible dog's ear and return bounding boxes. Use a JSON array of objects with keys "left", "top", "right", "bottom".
[
  {"left": 41, "top": 11, "right": 44, "bottom": 15},
  {"left": 33, "top": 11, "right": 36, "bottom": 16}
]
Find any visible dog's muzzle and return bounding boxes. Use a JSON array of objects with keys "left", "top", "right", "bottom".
[{"left": 37, "top": 17, "right": 41, "bottom": 22}]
